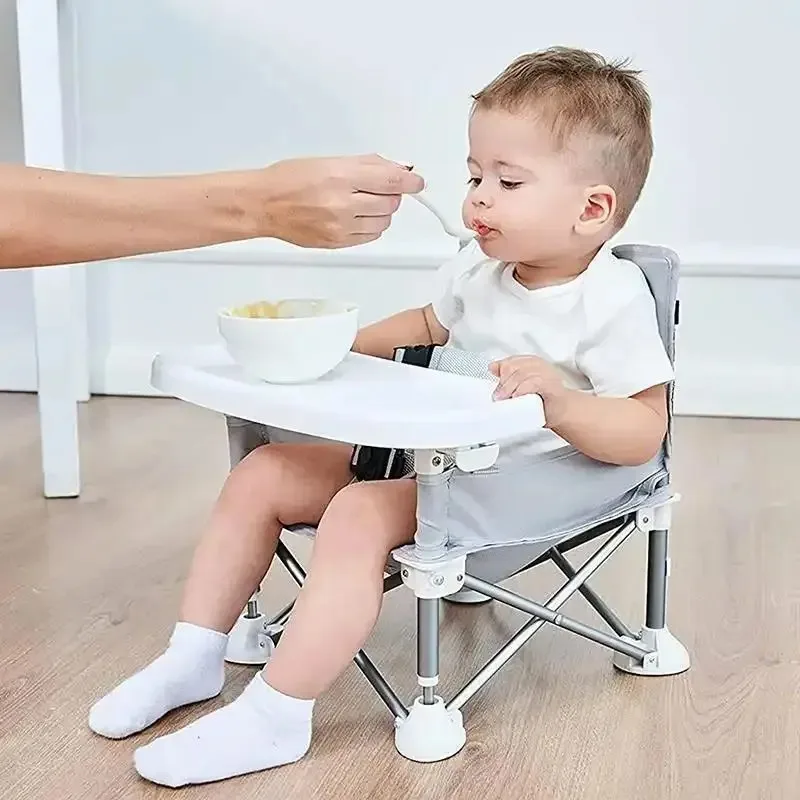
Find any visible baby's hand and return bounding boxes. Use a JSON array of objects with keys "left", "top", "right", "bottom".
[{"left": 489, "top": 355, "right": 566, "bottom": 402}]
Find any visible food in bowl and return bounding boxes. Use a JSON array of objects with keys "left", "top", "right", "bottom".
[
  {"left": 229, "top": 300, "right": 281, "bottom": 318},
  {"left": 218, "top": 298, "right": 359, "bottom": 384},
  {"left": 229, "top": 298, "right": 333, "bottom": 320}
]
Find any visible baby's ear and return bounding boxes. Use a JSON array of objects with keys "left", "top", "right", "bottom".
[{"left": 576, "top": 185, "right": 615, "bottom": 235}]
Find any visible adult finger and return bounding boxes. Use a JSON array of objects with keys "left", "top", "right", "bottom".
[
  {"left": 352, "top": 159, "right": 425, "bottom": 195},
  {"left": 345, "top": 231, "right": 383, "bottom": 247},
  {"left": 351, "top": 191, "right": 402, "bottom": 217},
  {"left": 352, "top": 215, "right": 392, "bottom": 235}
]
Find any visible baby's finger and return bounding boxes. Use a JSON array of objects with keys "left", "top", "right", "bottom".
[
  {"left": 494, "top": 356, "right": 524, "bottom": 375},
  {"left": 493, "top": 372, "right": 523, "bottom": 400},
  {"left": 511, "top": 377, "right": 543, "bottom": 398}
]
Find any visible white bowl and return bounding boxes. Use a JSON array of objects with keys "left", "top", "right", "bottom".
[{"left": 218, "top": 298, "right": 359, "bottom": 384}]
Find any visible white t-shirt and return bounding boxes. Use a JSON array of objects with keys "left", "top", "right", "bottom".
[{"left": 430, "top": 241, "right": 675, "bottom": 460}]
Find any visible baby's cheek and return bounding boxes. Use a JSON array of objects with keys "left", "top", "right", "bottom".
[{"left": 502, "top": 222, "right": 533, "bottom": 249}]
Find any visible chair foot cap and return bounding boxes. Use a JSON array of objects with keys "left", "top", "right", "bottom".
[
  {"left": 613, "top": 625, "right": 690, "bottom": 676},
  {"left": 394, "top": 697, "right": 466, "bottom": 762},
  {"left": 224, "top": 614, "right": 275, "bottom": 665}
]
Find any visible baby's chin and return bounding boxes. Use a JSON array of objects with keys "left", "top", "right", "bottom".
[{"left": 475, "top": 233, "right": 526, "bottom": 262}]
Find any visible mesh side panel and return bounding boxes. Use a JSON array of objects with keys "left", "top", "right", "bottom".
[{"left": 429, "top": 347, "right": 494, "bottom": 380}]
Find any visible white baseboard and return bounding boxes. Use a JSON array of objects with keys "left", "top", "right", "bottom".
[
  {"left": 89, "top": 345, "right": 166, "bottom": 397},
  {"left": 673, "top": 363, "right": 800, "bottom": 419},
  {"left": 3, "top": 342, "right": 797, "bottom": 420},
  {"left": 0, "top": 345, "right": 38, "bottom": 393}
]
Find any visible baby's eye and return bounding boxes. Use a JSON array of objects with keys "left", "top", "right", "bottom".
[
  {"left": 467, "top": 176, "right": 481, "bottom": 187},
  {"left": 500, "top": 179, "right": 523, "bottom": 190}
]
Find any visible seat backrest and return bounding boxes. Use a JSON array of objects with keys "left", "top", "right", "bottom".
[
  {"left": 610, "top": 243, "right": 680, "bottom": 367},
  {"left": 610, "top": 243, "right": 680, "bottom": 465}
]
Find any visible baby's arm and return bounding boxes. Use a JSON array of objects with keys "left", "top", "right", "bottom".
[
  {"left": 554, "top": 283, "right": 674, "bottom": 466},
  {"left": 352, "top": 304, "right": 448, "bottom": 359},
  {"left": 491, "top": 356, "right": 668, "bottom": 466},
  {"left": 544, "top": 385, "right": 668, "bottom": 466}
]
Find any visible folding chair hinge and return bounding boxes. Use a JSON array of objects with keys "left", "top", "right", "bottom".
[
  {"left": 394, "top": 552, "right": 467, "bottom": 599},
  {"left": 635, "top": 494, "right": 680, "bottom": 533},
  {"left": 414, "top": 449, "right": 447, "bottom": 476},
  {"left": 635, "top": 509, "right": 655, "bottom": 533},
  {"left": 414, "top": 444, "right": 499, "bottom": 476}
]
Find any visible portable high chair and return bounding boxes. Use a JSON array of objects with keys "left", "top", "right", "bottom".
[{"left": 150, "top": 242, "right": 689, "bottom": 763}]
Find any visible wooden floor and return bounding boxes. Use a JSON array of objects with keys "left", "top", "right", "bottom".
[{"left": 1, "top": 394, "right": 798, "bottom": 800}]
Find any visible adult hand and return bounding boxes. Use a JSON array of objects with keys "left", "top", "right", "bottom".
[{"left": 253, "top": 153, "right": 425, "bottom": 249}]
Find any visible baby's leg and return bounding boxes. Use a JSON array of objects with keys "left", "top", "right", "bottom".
[
  {"left": 89, "top": 442, "right": 354, "bottom": 739},
  {"left": 265, "top": 478, "right": 417, "bottom": 698},
  {"left": 133, "top": 479, "right": 417, "bottom": 788}
]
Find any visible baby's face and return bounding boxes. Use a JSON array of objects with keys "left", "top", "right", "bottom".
[{"left": 462, "top": 107, "right": 600, "bottom": 266}]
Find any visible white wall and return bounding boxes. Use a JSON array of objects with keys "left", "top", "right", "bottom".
[{"left": 3, "top": 0, "right": 800, "bottom": 417}]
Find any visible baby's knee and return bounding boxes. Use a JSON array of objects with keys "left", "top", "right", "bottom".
[
  {"left": 325, "top": 482, "right": 383, "bottom": 526},
  {"left": 225, "top": 444, "right": 293, "bottom": 494},
  {"left": 317, "top": 481, "right": 414, "bottom": 554}
]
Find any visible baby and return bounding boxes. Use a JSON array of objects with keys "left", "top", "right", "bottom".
[{"left": 89, "top": 46, "right": 674, "bottom": 787}]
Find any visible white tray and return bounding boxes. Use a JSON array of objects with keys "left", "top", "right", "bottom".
[{"left": 150, "top": 345, "right": 545, "bottom": 451}]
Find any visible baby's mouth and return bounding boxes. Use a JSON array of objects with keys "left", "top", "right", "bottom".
[{"left": 472, "top": 221, "right": 496, "bottom": 237}]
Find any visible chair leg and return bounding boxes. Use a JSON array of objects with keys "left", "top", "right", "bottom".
[
  {"left": 394, "top": 597, "right": 466, "bottom": 762},
  {"left": 393, "top": 451, "right": 467, "bottom": 762},
  {"left": 613, "top": 501, "right": 691, "bottom": 676},
  {"left": 225, "top": 586, "right": 277, "bottom": 665}
]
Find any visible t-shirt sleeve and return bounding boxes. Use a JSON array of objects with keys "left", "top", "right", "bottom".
[
  {"left": 429, "top": 241, "right": 481, "bottom": 330},
  {"left": 576, "top": 288, "right": 675, "bottom": 398}
]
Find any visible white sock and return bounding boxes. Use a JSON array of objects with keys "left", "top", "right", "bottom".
[
  {"left": 134, "top": 674, "right": 314, "bottom": 787},
  {"left": 88, "top": 622, "right": 227, "bottom": 739}
]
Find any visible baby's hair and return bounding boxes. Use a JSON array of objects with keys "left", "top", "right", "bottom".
[{"left": 472, "top": 46, "right": 653, "bottom": 228}]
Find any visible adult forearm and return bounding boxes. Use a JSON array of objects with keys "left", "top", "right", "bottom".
[
  {"left": 545, "top": 391, "right": 666, "bottom": 466},
  {"left": 0, "top": 164, "right": 258, "bottom": 269},
  {"left": 0, "top": 155, "right": 425, "bottom": 269}
]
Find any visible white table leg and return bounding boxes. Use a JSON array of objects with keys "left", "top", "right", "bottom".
[
  {"left": 71, "top": 265, "right": 90, "bottom": 402},
  {"left": 16, "top": 0, "right": 82, "bottom": 497},
  {"left": 33, "top": 267, "right": 81, "bottom": 498}
]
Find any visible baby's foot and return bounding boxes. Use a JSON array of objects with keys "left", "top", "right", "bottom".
[
  {"left": 88, "top": 622, "right": 227, "bottom": 739},
  {"left": 134, "top": 674, "right": 314, "bottom": 787}
]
